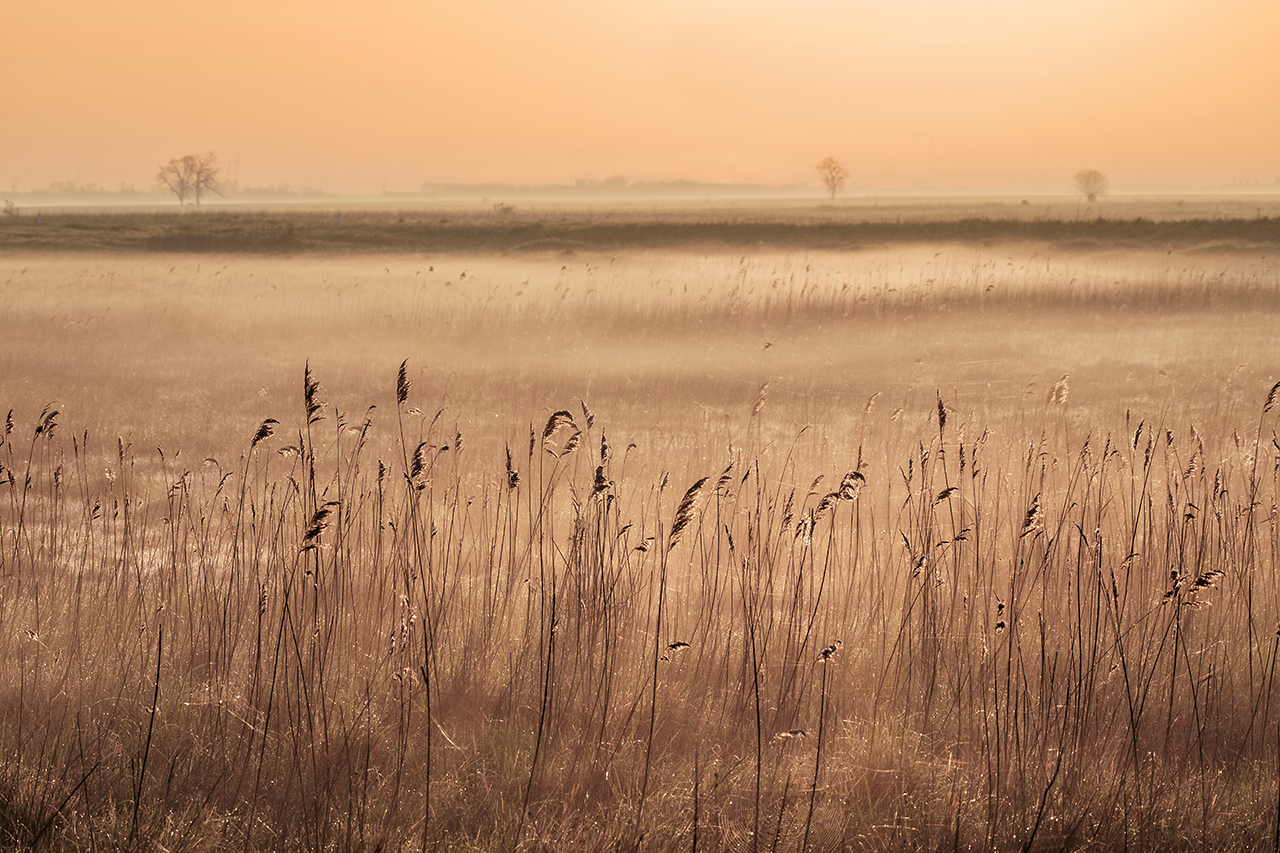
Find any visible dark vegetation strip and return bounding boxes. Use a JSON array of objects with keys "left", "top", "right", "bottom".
[{"left": 2, "top": 210, "right": 1279, "bottom": 254}]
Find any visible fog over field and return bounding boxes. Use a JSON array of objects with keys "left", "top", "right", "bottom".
[
  {"left": 3, "top": 203, "right": 1280, "bottom": 850},
  {"left": 5, "top": 234, "right": 1278, "bottom": 469},
  {"left": 5, "top": 0, "right": 1280, "bottom": 848}
]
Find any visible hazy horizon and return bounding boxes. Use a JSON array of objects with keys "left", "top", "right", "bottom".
[
  {"left": 6, "top": 1, "right": 1279, "bottom": 196},
  {"left": 7, "top": 6, "right": 1280, "bottom": 846},
  {"left": 8, "top": 174, "right": 1280, "bottom": 202}
]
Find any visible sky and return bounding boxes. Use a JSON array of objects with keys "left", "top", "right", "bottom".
[{"left": 4, "top": 0, "right": 1279, "bottom": 194}]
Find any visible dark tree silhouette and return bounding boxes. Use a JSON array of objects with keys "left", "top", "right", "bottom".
[
  {"left": 816, "top": 156, "right": 850, "bottom": 199},
  {"left": 158, "top": 153, "right": 222, "bottom": 206}
]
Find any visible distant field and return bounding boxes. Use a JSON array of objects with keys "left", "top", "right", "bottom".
[
  {"left": 3, "top": 245, "right": 1276, "bottom": 464},
  {"left": 3, "top": 198, "right": 1280, "bottom": 254},
  {"left": 3, "top": 212, "right": 1280, "bottom": 851}
]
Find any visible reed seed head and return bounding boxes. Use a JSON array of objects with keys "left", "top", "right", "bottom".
[{"left": 396, "top": 359, "right": 411, "bottom": 406}]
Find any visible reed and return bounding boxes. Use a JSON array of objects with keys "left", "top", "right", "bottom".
[
  {"left": 2, "top": 234, "right": 1280, "bottom": 851},
  {"left": 5, "top": 370, "right": 1273, "bottom": 850}
]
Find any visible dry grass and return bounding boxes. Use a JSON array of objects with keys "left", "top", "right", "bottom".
[
  {"left": 3, "top": 200, "right": 1280, "bottom": 254},
  {"left": 2, "top": 225, "right": 1280, "bottom": 851}
]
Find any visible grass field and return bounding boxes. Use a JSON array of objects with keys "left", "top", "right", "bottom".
[
  {"left": 2, "top": 204, "right": 1280, "bottom": 851},
  {"left": 3, "top": 198, "right": 1280, "bottom": 254}
]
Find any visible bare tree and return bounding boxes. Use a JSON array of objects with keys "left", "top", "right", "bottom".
[
  {"left": 189, "top": 152, "right": 221, "bottom": 205},
  {"left": 816, "top": 156, "right": 850, "bottom": 199},
  {"left": 1073, "top": 169, "right": 1108, "bottom": 203},
  {"left": 158, "top": 153, "right": 222, "bottom": 206},
  {"left": 158, "top": 157, "right": 194, "bottom": 205}
]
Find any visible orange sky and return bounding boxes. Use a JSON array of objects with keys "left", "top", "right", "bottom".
[{"left": 4, "top": 0, "right": 1278, "bottom": 193}]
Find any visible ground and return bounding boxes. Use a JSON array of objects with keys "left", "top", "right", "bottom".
[{"left": 1, "top": 199, "right": 1279, "bottom": 851}]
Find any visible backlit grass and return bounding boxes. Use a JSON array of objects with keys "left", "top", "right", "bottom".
[{"left": 2, "top": 231, "right": 1280, "bottom": 851}]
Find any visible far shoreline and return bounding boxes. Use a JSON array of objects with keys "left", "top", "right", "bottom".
[{"left": 2, "top": 199, "right": 1279, "bottom": 255}]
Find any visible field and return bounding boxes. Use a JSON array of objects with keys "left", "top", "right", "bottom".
[{"left": 3, "top": 202, "right": 1280, "bottom": 851}]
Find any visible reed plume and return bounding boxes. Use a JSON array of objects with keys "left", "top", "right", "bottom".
[
  {"left": 396, "top": 359, "right": 411, "bottom": 406},
  {"left": 668, "top": 476, "right": 709, "bottom": 551},
  {"left": 251, "top": 418, "right": 279, "bottom": 448}
]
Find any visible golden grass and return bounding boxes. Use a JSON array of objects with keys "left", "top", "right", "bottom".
[
  {"left": 1, "top": 233, "right": 1280, "bottom": 851},
  {"left": 3, "top": 200, "right": 1280, "bottom": 254}
]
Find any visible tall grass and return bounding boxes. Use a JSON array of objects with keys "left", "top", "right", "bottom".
[
  {"left": 3, "top": 206, "right": 1279, "bottom": 255},
  {"left": 4, "top": 247, "right": 1278, "bottom": 476},
  {"left": 3, "top": 358, "right": 1280, "bottom": 851}
]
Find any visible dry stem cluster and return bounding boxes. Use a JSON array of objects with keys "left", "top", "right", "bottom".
[{"left": 3, "top": 364, "right": 1280, "bottom": 852}]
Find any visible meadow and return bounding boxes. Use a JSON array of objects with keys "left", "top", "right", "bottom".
[{"left": 2, "top": 204, "right": 1280, "bottom": 851}]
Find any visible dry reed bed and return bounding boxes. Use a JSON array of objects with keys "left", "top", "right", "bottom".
[
  {"left": 8, "top": 249, "right": 1280, "bottom": 333},
  {"left": 3, "top": 367, "right": 1280, "bottom": 852},
  {"left": 4, "top": 248, "right": 1277, "bottom": 471},
  {"left": 4, "top": 207, "right": 1280, "bottom": 255}
]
